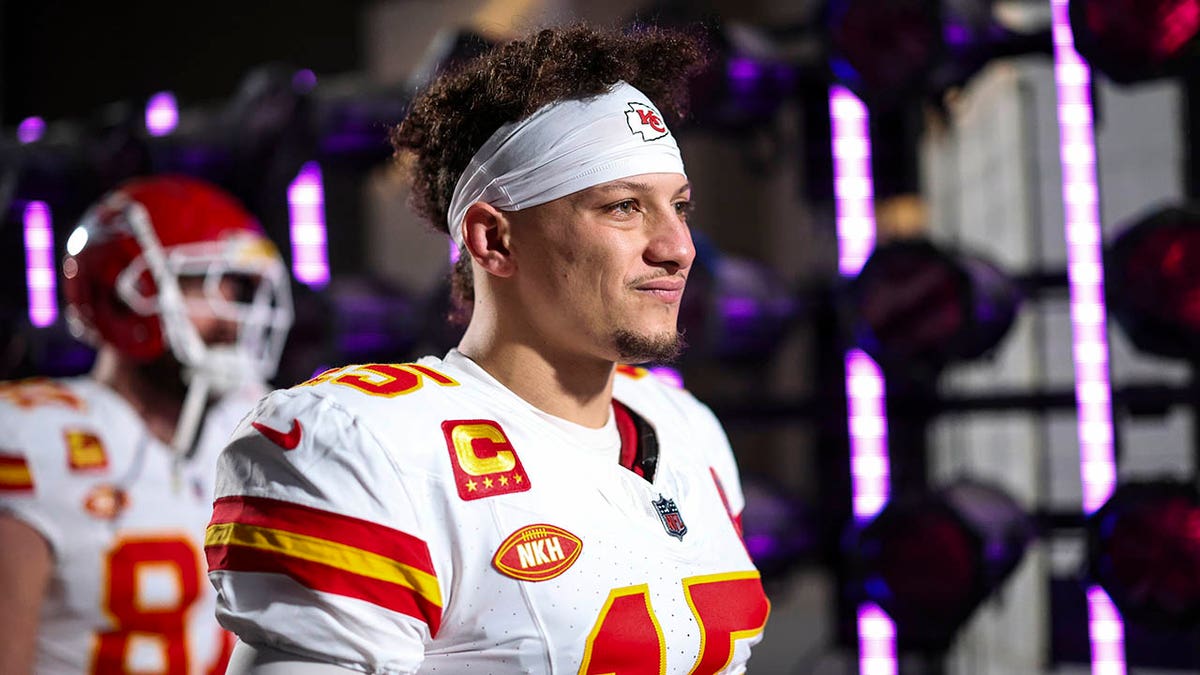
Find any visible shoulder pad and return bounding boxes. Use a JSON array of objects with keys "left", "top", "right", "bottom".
[
  {"left": 0, "top": 378, "right": 87, "bottom": 413},
  {"left": 293, "top": 363, "right": 461, "bottom": 400}
]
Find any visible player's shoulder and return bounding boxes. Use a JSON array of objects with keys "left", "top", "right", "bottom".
[
  {"left": 252, "top": 356, "right": 472, "bottom": 437},
  {"left": 0, "top": 376, "right": 121, "bottom": 449},
  {"left": 281, "top": 355, "right": 469, "bottom": 416},
  {"left": 612, "top": 365, "right": 734, "bottom": 461},
  {"left": 612, "top": 365, "right": 708, "bottom": 419},
  {"left": 230, "top": 356, "right": 472, "bottom": 472},
  {"left": 0, "top": 375, "right": 93, "bottom": 419},
  {"left": 0, "top": 377, "right": 129, "bottom": 497}
]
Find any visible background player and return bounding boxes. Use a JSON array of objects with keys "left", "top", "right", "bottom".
[
  {"left": 210, "top": 24, "right": 769, "bottom": 673},
  {"left": 0, "top": 175, "right": 293, "bottom": 674}
]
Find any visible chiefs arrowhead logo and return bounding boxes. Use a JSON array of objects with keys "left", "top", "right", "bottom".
[
  {"left": 493, "top": 524, "right": 582, "bottom": 582},
  {"left": 625, "top": 101, "right": 670, "bottom": 141},
  {"left": 251, "top": 419, "right": 303, "bottom": 450}
]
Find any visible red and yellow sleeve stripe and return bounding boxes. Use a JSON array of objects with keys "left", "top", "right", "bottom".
[
  {"left": 206, "top": 496, "right": 443, "bottom": 635},
  {"left": 0, "top": 454, "right": 34, "bottom": 492}
]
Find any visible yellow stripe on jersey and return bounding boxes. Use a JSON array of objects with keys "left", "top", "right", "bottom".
[
  {"left": 0, "top": 461, "right": 33, "bottom": 489},
  {"left": 205, "top": 521, "right": 442, "bottom": 607}
]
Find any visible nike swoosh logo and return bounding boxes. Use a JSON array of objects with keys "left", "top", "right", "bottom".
[{"left": 251, "top": 419, "right": 303, "bottom": 450}]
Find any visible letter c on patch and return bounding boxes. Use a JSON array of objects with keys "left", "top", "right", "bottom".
[{"left": 451, "top": 423, "right": 516, "bottom": 475}]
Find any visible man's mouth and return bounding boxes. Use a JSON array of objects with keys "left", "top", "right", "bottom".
[{"left": 634, "top": 277, "right": 686, "bottom": 303}]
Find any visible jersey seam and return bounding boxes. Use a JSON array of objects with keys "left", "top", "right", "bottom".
[{"left": 487, "top": 499, "right": 559, "bottom": 674}]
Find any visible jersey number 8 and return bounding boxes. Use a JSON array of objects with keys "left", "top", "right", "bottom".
[{"left": 93, "top": 536, "right": 231, "bottom": 674}]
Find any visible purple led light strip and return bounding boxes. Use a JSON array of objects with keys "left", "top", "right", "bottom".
[
  {"left": 830, "top": 84, "right": 895, "bottom": 675},
  {"left": 145, "top": 91, "right": 178, "bottom": 137},
  {"left": 1049, "top": 2, "right": 1124, "bottom": 673},
  {"left": 1087, "top": 586, "right": 1126, "bottom": 675},
  {"left": 858, "top": 603, "right": 898, "bottom": 675},
  {"left": 23, "top": 202, "right": 57, "bottom": 328},
  {"left": 287, "top": 161, "right": 331, "bottom": 289},
  {"left": 830, "top": 85, "right": 891, "bottom": 526},
  {"left": 17, "top": 116, "right": 45, "bottom": 144},
  {"left": 846, "top": 350, "right": 889, "bottom": 521},
  {"left": 831, "top": 87, "right": 877, "bottom": 277}
]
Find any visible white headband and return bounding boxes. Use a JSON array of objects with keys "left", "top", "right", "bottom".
[{"left": 446, "top": 81, "right": 686, "bottom": 250}]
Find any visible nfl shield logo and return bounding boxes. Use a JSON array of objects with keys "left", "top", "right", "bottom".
[{"left": 652, "top": 494, "right": 687, "bottom": 541}]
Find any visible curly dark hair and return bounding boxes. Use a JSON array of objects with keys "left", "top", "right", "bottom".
[{"left": 390, "top": 24, "right": 707, "bottom": 321}]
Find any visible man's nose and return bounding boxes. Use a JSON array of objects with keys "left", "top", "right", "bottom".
[{"left": 646, "top": 210, "right": 695, "bottom": 273}]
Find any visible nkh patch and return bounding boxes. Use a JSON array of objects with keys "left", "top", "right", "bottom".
[
  {"left": 84, "top": 484, "right": 129, "bottom": 520},
  {"left": 492, "top": 523, "right": 583, "bottom": 582},
  {"left": 653, "top": 494, "right": 687, "bottom": 541},
  {"left": 625, "top": 101, "right": 669, "bottom": 141}
]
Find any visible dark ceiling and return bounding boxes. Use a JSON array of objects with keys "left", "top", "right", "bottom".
[{"left": 1, "top": 0, "right": 368, "bottom": 126}]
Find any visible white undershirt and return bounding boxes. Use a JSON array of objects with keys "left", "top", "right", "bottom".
[{"left": 445, "top": 350, "right": 622, "bottom": 463}]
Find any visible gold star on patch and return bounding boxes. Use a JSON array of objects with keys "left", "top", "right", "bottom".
[
  {"left": 465, "top": 479, "right": 478, "bottom": 492},
  {"left": 514, "top": 474, "right": 523, "bottom": 484},
  {"left": 498, "top": 475, "right": 509, "bottom": 486},
  {"left": 483, "top": 477, "right": 494, "bottom": 489}
]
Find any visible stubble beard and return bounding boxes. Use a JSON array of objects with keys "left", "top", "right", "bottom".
[{"left": 613, "top": 328, "right": 686, "bottom": 365}]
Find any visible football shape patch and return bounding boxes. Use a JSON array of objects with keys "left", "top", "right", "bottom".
[{"left": 492, "top": 523, "right": 583, "bottom": 582}]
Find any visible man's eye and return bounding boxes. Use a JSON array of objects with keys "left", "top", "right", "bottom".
[
  {"left": 608, "top": 200, "right": 637, "bottom": 216},
  {"left": 674, "top": 200, "right": 693, "bottom": 217}
]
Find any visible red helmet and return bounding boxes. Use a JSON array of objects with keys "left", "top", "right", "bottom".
[{"left": 63, "top": 175, "right": 293, "bottom": 389}]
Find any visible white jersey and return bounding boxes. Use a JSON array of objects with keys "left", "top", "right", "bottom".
[
  {"left": 208, "top": 351, "right": 769, "bottom": 674},
  {"left": 0, "top": 376, "right": 262, "bottom": 674}
]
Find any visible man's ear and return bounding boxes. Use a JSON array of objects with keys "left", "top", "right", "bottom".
[{"left": 461, "top": 202, "right": 515, "bottom": 278}]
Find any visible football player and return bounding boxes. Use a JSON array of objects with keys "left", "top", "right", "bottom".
[
  {"left": 0, "top": 175, "right": 293, "bottom": 674},
  {"left": 212, "top": 24, "right": 770, "bottom": 674}
]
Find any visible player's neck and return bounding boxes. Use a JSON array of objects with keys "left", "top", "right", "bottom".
[
  {"left": 90, "top": 348, "right": 187, "bottom": 446},
  {"left": 458, "top": 328, "right": 615, "bottom": 429}
]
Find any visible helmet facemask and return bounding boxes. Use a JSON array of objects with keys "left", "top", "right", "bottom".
[
  {"left": 63, "top": 176, "right": 295, "bottom": 461},
  {"left": 118, "top": 202, "right": 294, "bottom": 394}
]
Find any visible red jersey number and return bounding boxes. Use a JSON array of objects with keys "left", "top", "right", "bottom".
[
  {"left": 578, "top": 572, "right": 770, "bottom": 675},
  {"left": 92, "top": 536, "right": 231, "bottom": 674}
]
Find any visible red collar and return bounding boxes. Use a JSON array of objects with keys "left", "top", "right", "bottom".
[{"left": 613, "top": 400, "right": 658, "bottom": 482}]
